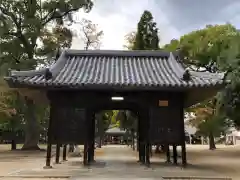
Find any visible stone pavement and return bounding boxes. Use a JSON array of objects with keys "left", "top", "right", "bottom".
[{"left": 0, "top": 145, "right": 234, "bottom": 180}]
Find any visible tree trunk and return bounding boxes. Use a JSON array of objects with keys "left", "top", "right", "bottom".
[
  {"left": 209, "top": 132, "right": 216, "bottom": 150},
  {"left": 21, "top": 97, "right": 40, "bottom": 150}
]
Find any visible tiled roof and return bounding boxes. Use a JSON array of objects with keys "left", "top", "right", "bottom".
[
  {"left": 105, "top": 127, "right": 126, "bottom": 134},
  {"left": 5, "top": 50, "right": 225, "bottom": 90}
]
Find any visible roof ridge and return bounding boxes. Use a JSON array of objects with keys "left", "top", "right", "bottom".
[
  {"left": 65, "top": 49, "right": 178, "bottom": 58},
  {"left": 7, "top": 50, "right": 178, "bottom": 78}
]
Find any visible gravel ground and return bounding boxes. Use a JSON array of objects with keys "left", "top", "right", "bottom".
[{"left": 0, "top": 144, "right": 240, "bottom": 180}]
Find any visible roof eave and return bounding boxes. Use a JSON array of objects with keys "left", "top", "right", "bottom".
[
  {"left": 4, "top": 77, "right": 16, "bottom": 88},
  {"left": 4, "top": 78, "right": 226, "bottom": 92},
  {"left": 185, "top": 83, "right": 227, "bottom": 108},
  {"left": 4, "top": 77, "right": 49, "bottom": 104},
  {"left": 7, "top": 50, "right": 67, "bottom": 81}
]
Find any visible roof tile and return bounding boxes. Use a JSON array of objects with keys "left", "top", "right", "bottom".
[{"left": 7, "top": 50, "right": 224, "bottom": 90}]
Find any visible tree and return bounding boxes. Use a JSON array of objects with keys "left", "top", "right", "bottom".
[
  {"left": 163, "top": 24, "right": 239, "bottom": 72},
  {"left": 116, "top": 110, "right": 138, "bottom": 148},
  {"left": 0, "top": 78, "right": 11, "bottom": 116},
  {"left": 37, "top": 26, "right": 74, "bottom": 65},
  {"left": 133, "top": 10, "right": 160, "bottom": 50},
  {"left": 217, "top": 34, "right": 240, "bottom": 127},
  {"left": 95, "top": 110, "right": 114, "bottom": 147},
  {"left": 163, "top": 39, "right": 179, "bottom": 52},
  {"left": 0, "top": 0, "right": 93, "bottom": 150},
  {"left": 123, "top": 31, "right": 136, "bottom": 50},
  {"left": 74, "top": 18, "right": 104, "bottom": 50},
  {"left": 188, "top": 99, "right": 231, "bottom": 150},
  {"left": 163, "top": 24, "right": 240, "bottom": 143},
  {"left": 122, "top": 10, "right": 160, "bottom": 151}
]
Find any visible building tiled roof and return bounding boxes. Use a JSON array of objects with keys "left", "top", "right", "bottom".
[
  {"left": 5, "top": 50, "right": 225, "bottom": 90},
  {"left": 105, "top": 127, "right": 126, "bottom": 135}
]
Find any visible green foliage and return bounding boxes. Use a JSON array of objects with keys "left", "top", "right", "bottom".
[
  {"left": 163, "top": 39, "right": 179, "bottom": 52},
  {"left": 0, "top": 0, "right": 93, "bottom": 70},
  {"left": 0, "top": 0, "right": 94, "bottom": 148},
  {"left": 164, "top": 24, "right": 239, "bottom": 71},
  {"left": 120, "top": 10, "right": 160, "bottom": 133},
  {"left": 133, "top": 10, "right": 160, "bottom": 50},
  {"left": 95, "top": 110, "right": 114, "bottom": 135},
  {"left": 0, "top": 91, "right": 25, "bottom": 133},
  {"left": 37, "top": 26, "right": 73, "bottom": 61},
  {"left": 116, "top": 110, "right": 138, "bottom": 131},
  {"left": 166, "top": 24, "right": 240, "bottom": 134},
  {"left": 189, "top": 99, "right": 231, "bottom": 137},
  {"left": 110, "top": 110, "right": 119, "bottom": 125},
  {"left": 216, "top": 35, "right": 240, "bottom": 127}
]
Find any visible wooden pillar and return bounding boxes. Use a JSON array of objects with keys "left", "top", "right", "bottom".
[
  {"left": 83, "top": 109, "right": 90, "bottom": 166},
  {"left": 181, "top": 143, "right": 187, "bottom": 166},
  {"left": 85, "top": 108, "right": 95, "bottom": 165},
  {"left": 137, "top": 108, "right": 149, "bottom": 165},
  {"left": 87, "top": 144, "right": 91, "bottom": 163},
  {"left": 180, "top": 100, "right": 187, "bottom": 167},
  {"left": 166, "top": 144, "right": 171, "bottom": 163},
  {"left": 145, "top": 108, "right": 150, "bottom": 166},
  {"left": 89, "top": 111, "right": 95, "bottom": 163},
  {"left": 62, "top": 144, "right": 67, "bottom": 161},
  {"left": 45, "top": 142, "right": 53, "bottom": 168},
  {"left": 140, "top": 143, "right": 145, "bottom": 163},
  {"left": 83, "top": 141, "right": 88, "bottom": 165},
  {"left": 150, "top": 144, "right": 153, "bottom": 157},
  {"left": 44, "top": 105, "right": 54, "bottom": 169},
  {"left": 55, "top": 143, "right": 61, "bottom": 164},
  {"left": 136, "top": 129, "right": 139, "bottom": 151},
  {"left": 139, "top": 122, "right": 145, "bottom": 163},
  {"left": 137, "top": 108, "right": 147, "bottom": 164},
  {"left": 138, "top": 117, "right": 142, "bottom": 162},
  {"left": 145, "top": 143, "right": 150, "bottom": 166},
  {"left": 172, "top": 145, "right": 178, "bottom": 164}
]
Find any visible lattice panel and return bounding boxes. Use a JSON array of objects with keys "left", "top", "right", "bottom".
[
  {"left": 51, "top": 107, "right": 87, "bottom": 144},
  {"left": 149, "top": 107, "right": 183, "bottom": 144}
]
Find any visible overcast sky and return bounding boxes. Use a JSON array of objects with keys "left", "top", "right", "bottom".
[{"left": 71, "top": 0, "right": 240, "bottom": 50}]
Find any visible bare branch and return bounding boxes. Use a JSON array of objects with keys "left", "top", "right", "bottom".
[
  {"left": 42, "top": 8, "right": 78, "bottom": 26},
  {"left": 76, "top": 18, "right": 104, "bottom": 50}
]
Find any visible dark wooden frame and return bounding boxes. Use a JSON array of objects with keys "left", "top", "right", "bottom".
[{"left": 44, "top": 90, "right": 187, "bottom": 168}]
